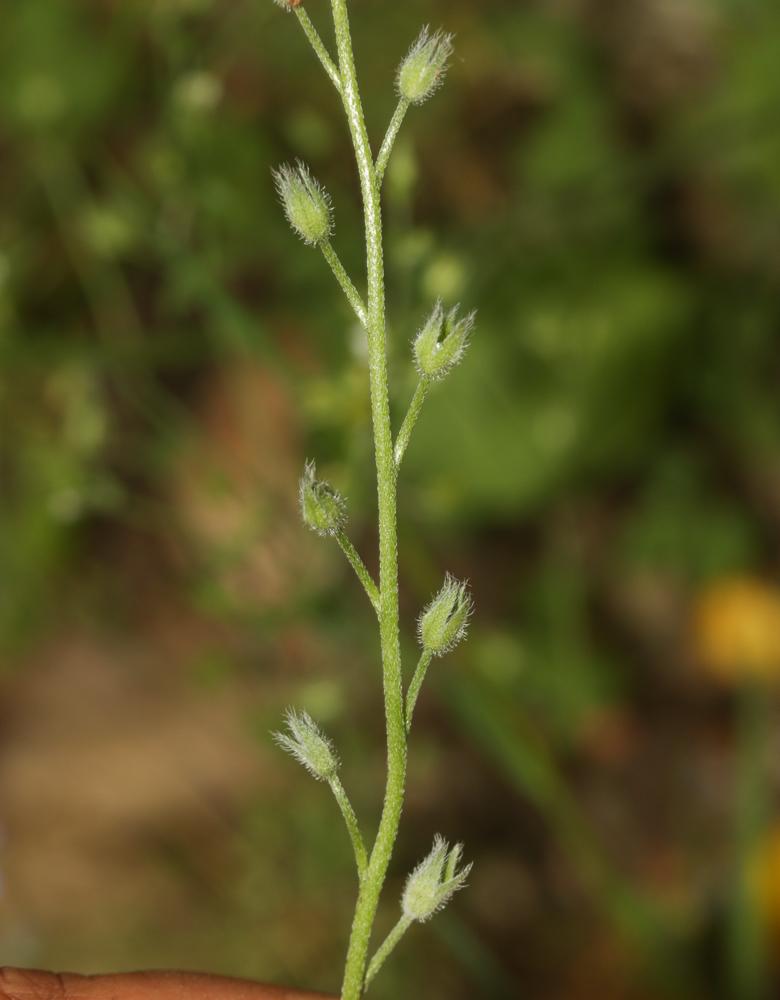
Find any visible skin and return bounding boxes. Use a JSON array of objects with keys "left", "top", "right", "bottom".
[{"left": 0, "top": 970, "right": 334, "bottom": 1000}]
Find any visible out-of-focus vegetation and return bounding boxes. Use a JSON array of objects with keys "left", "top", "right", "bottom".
[{"left": 2, "top": 1, "right": 780, "bottom": 998}]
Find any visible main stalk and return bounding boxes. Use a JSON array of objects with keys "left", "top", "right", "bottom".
[{"left": 330, "top": 1, "right": 407, "bottom": 998}]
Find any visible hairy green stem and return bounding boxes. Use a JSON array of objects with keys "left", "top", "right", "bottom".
[
  {"left": 322, "top": 240, "right": 368, "bottom": 327},
  {"left": 364, "top": 914, "right": 412, "bottom": 990},
  {"left": 330, "top": 775, "right": 369, "bottom": 879},
  {"left": 375, "top": 99, "right": 410, "bottom": 188},
  {"left": 405, "top": 649, "right": 433, "bottom": 732},
  {"left": 294, "top": 8, "right": 342, "bottom": 93},
  {"left": 329, "top": 1, "right": 407, "bottom": 997},
  {"left": 336, "top": 530, "right": 380, "bottom": 614},
  {"left": 394, "top": 379, "right": 429, "bottom": 469}
]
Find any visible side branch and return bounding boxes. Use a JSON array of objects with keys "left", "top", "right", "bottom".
[
  {"left": 405, "top": 649, "right": 433, "bottom": 731},
  {"left": 336, "top": 530, "right": 380, "bottom": 614},
  {"left": 321, "top": 240, "right": 368, "bottom": 327},
  {"left": 394, "top": 379, "right": 430, "bottom": 469},
  {"left": 364, "top": 914, "right": 413, "bottom": 989},
  {"left": 329, "top": 775, "right": 368, "bottom": 879},
  {"left": 294, "top": 8, "right": 343, "bottom": 93},
  {"left": 375, "top": 98, "right": 410, "bottom": 188}
]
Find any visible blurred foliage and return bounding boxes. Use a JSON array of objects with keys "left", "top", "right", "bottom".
[{"left": 2, "top": 1, "right": 780, "bottom": 998}]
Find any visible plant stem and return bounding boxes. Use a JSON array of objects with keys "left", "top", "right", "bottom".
[
  {"left": 375, "top": 99, "right": 410, "bottom": 188},
  {"left": 322, "top": 240, "right": 368, "bottom": 327},
  {"left": 364, "top": 914, "right": 412, "bottom": 990},
  {"left": 330, "top": 2, "right": 407, "bottom": 997},
  {"left": 405, "top": 649, "right": 433, "bottom": 731},
  {"left": 330, "top": 775, "right": 369, "bottom": 879},
  {"left": 394, "top": 379, "right": 429, "bottom": 468},
  {"left": 336, "top": 530, "right": 380, "bottom": 614},
  {"left": 294, "top": 8, "right": 342, "bottom": 93}
]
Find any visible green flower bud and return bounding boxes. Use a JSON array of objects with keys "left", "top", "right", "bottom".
[
  {"left": 273, "top": 708, "right": 340, "bottom": 782},
  {"left": 273, "top": 161, "right": 333, "bottom": 246},
  {"left": 413, "top": 301, "right": 475, "bottom": 382},
  {"left": 444, "top": 841, "right": 464, "bottom": 882},
  {"left": 402, "top": 835, "right": 472, "bottom": 923},
  {"left": 299, "top": 460, "right": 347, "bottom": 537},
  {"left": 397, "top": 27, "right": 454, "bottom": 106},
  {"left": 418, "top": 573, "right": 472, "bottom": 656}
]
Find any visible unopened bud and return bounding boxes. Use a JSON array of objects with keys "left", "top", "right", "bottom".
[
  {"left": 299, "top": 461, "right": 347, "bottom": 537},
  {"left": 418, "top": 573, "right": 472, "bottom": 656},
  {"left": 272, "top": 0, "right": 303, "bottom": 10},
  {"left": 444, "top": 841, "right": 463, "bottom": 881},
  {"left": 397, "top": 27, "right": 454, "bottom": 106},
  {"left": 413, "top": 301, "right": 474, "bottom": 382},
  {"left": 273, "top": 708, "right": 340, "bottom": 782},
  {"left": 273, "top": 161, "right": 333, "bottom": 246},
  {"left": 402, "top": 835, "right": 472, "bottom": 923}
]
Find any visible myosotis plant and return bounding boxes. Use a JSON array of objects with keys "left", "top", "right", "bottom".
[{"left": 270, "top": 3, "right": 475, "bottom": 996}]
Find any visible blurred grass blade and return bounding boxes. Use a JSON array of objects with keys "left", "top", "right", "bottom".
[{"left": 445, "top": 673, "right": 703, "bottom": 999}]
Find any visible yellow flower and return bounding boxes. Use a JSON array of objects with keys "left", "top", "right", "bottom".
[{"left": 692, "top": 577, "right": 780, "bottom": 686}]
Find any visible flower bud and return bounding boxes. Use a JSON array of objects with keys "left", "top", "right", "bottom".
[
  {"left": 444, "top": 841, "right": 464, "bottom": 882},
  {"left": 272, "top": 0, "right": 303, "bottom": 10},
  {"left": 418, "top": 573, "right": 472, "bottom": 656},
  {"left": 273, "top": 708, "right": 340, "bottom": 782},
  {"left": 299, "top": 461, "right": 347, "bottom": 537},
  {"left": 402, "top": 835, "right": 472, "bottom": 923},
  {"left": 397, "top": 27, "right": 454, "bottom": 106},
  {"left": 413, "top": 301, "right": 474, "bottom": 382},
  {"left": 273, "top": 161, "right": 333, "bottom": 246}
]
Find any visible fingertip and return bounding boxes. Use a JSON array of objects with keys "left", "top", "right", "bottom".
[
  {"left": 0, "top": 968, "right": 74, "bottom": 998},
  {"left": 0, "top": 969, "right": 335, "bottom": 1000},
  {"left": 1, "top": 967, "right": 34, "bottom": 998}
]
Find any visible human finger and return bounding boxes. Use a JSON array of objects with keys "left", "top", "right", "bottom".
[{"left": 0, "top": 969, "right": 334, "bottom": 1000}]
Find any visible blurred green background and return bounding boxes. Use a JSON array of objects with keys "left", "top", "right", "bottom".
[{"left": 2, "top": 1, "right": 780, "bottom": 997}]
